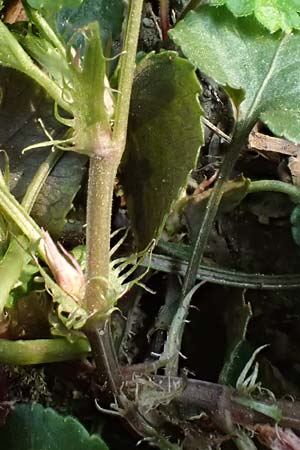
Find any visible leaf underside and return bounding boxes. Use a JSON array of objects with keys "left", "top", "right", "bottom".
[{"left": 121, "top": 51, "right": 204, "bottom": 249}]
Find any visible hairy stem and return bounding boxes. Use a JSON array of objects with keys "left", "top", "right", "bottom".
[
  {"left": 84, "top": 152, "right": 116, "bottom": 314},
  {"left": 112, "top": 0, "right": 144, "bottom": 154}
]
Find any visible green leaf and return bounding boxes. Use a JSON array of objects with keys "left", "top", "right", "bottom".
[
  {"left": 121, "top": 52, "right": 203, "bottom": 249},
  {"left": 170, "top": 6, "right": 300, "bottom": 143},
  {"left": 209, "top": 0, "right": 255, "bottom": 16},
  {"left": 255, "top": 0, "right": 300, "bottom": 33},
  {"left": 219, "top": 292, "right": 253, "bottom": 386},
  {"left": 226, "top": 0, "right": 254, "bottom": 16},
  {"left": 0, "top": 69, "right": 86, "bottom": 236},
  {"left": 207, "top": 0, "right": 300, "bottom": 31},
  {"left": 0, "top": 403, "right": 108, "bottom": 450},
  {"left": 27, "top": 0, "right": 83, "bottom": 10}
]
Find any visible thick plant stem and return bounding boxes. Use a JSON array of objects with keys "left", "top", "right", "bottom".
[
  {"left": 85, "top": 154, "right": 116, "bottom": 314},
  {"left": 85, "top": 0, "right": 144, "bottom": 314},
  {"left": 82, "top": 0, "right": 145, "bottom": 418}
]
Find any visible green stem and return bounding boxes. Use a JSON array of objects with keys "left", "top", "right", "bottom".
[
  {"left": 0, "top": 184, "right": 44, "bottom": 258},
  {"left": 163, "top": 128, "right": 249, "bottom": 376},
  {"left": 181, "top": 129, "right": 248, "bottom": 299},
  {"left": 0, "top": 21, "right": 71, "bottom": 113},
  {"left": 248, "top": 179, "right": 300, "bottom": 202},
  {"left": 83, "top": 0, "right": 144, "bottom": 410},
  {"left": 84, "top": 0, "right": 144, "bottom": 314},
  {"left": 0, "top": 338, "right": 90, "bottom": 365},
  {"left": 112, "top": 0, "right": 144, "bottom": 154},
  {"left": 21, "top": 148, "right": 62, "bottom": 213},
  {"left": 84, "top": 153, "right": 116, "bottom": 314},
  {"left": 28, "top": 9, "right": 66, "bottom": 56}
]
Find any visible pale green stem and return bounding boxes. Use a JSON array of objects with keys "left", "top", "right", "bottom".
[
  {"left": 0, "top": 338, "right": 90, "bottom": 365},
  {"left": 112, "top": 0, "right": 144, "bottom": 154},
  {"left": 28, "top": 9, "right": 66, "bottom": 56},
  {"left": 84, "top": 0, "right": 144, "bottom": 314},
  {"left": 248, "top": 179, "right": 300, "bottom": 202},
  {"left": 0, "top": 184, "right": 44, "bottom": 258},
  {"left": 21, "top": 148, "right": 62, "bottom": 213},
  {"left": 84, "top": 154, "right": 116, "bottom": 314},
  {"left": 0, "top": 21, "right": 71, "bottom": 113},
  {"left": 83, "top": 0, "right": 144, "bottom": 400}
]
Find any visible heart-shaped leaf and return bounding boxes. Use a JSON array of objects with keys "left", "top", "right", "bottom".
[
  {"left": 170, "top": 6, "right": 300, "bottom": 143},
  {"left": 0, "top": 403, "right": 108, "bottom": 450},
  {"left": 121, "top": 52, "right": 203, "bottom": 249}
]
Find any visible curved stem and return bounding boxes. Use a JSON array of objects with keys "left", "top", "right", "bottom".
[{"left": 248, "top": 179, "right": 300, "bottom": 202}]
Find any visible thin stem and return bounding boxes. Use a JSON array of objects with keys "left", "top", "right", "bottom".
[
  {"left": 163, "top": 128, "right": 249, "bottom": 377},
  {"left": 84, "top": 318, "right": 121, "bottom": 396},
  {"left": 0, "top": 184, "right": 45, "bottom": 258},
  {"left": 21, "top": 148, "right": 62, "bottom": 213},
  {"left": 0, "top": 21, "right": 71, "bottom": 113},
  {"left": 248, "top": 179, "right": 300, "bottom": 202},
  {"left": 159, "top": 0, "right": 170, "bottom": 41},
  {"left": 28, "top": 9, "right": 66, "bottom": 56},
  {"left": 181, "top": 129, "right": 248, "bottom": 299},
  {"left": 178, "top": 0, "right": 204, "bottom": 20},
  {"left": 112, "top": 0, "right": 144, "bottom": 154}
]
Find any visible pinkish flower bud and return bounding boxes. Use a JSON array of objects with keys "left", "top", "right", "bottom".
[{"left": 43, "top": 231, "right": 85, "bottom": 302}]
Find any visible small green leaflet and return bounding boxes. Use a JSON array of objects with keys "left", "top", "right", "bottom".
[
  {"left": 208, "top": 0, "right": 254, "bottom": 16},
  {"left": 207, "top": 0, "right": 300, "bottom": 32}
]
